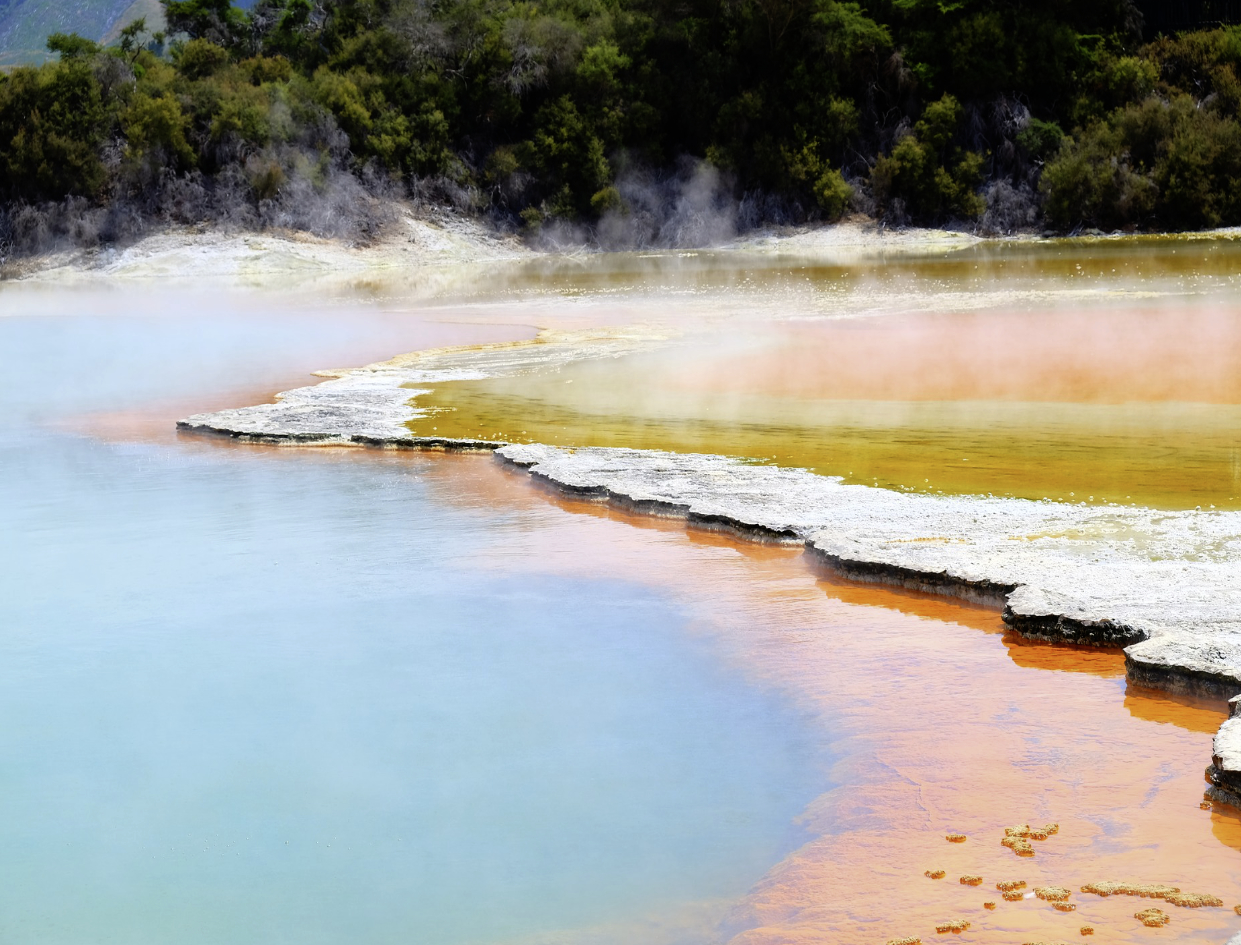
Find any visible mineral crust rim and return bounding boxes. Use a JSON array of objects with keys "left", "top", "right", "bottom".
[{"left": 175, "top": 338, "right": 1241, "bottom": 811}]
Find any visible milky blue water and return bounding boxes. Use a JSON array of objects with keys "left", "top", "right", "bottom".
[{"left": 0, "top": 294, "right": 825, "bottom": 945}]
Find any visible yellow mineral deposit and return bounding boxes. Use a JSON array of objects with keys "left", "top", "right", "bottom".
[
  {"left": 1164, "top": 893, "right": 1224, "bottom": 908},
  {"left": 960, "top": 875, "right": 984, "bottom": 886},
  {"left": 1135, "top": 908, "right": 1171, "bottom": 927},
  {"left": 1201, "top": 801, "right": 1214, "bottom": 810},
  {"left": 1052, "top": 902, "right": 1078, "bottom": 913},
  {"left": 1004, "top": 890, "right": 1028, "bottom": 902},
  {"left": 1002, "top": 836, "right": 1036, "bottom": 857},
  {"left": 1005, "top": 823, "right": 1059, "bottom": 842},
  {"left": 887, "top": 938, "right": 922, "bottom": 945},
  {"left": 1081, "top": 928, "right": 1095, "bottom": 936},
  {"left": 1080, "top": 882, "right": 1180, "bottom": 899},
  {"left": 1035, "top": 886, "right": 1072, "bottom": 902},
  {"left": 997, "top": 880, "right": 1028, "bottom": 892},
  {"left": 925, "top": 869, "right": 947, "bottom": 880},
  {"left": 945, "top": 834, "right": 967, "bottom": 843},
  {"left": 474, "top": 480, "right": 1241, "bottom": 945},
  {"left": 1234, "top": 904, "right": 1241, "bottom": 915},
  {"left": 983, "top": 902, "right": 997, "bottom": 910},
  {"left": 934, "top": 919, "right": 970, "bottom": 934}
]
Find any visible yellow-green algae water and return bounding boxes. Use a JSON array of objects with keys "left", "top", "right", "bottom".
[{"left": 407, "top": 235, "right": 1241, "bottom": 510}]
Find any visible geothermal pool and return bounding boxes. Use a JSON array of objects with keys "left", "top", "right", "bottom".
[
  {"left": 4, "top": 234, "right": 1241, "bottom": 944},
  {"left": 410, "top": 238, "right": 1241, "bottom": 510}
]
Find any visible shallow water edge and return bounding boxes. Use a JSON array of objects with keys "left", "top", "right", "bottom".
[{"left": 176, "top": 399, "right": 1241, "bottom": 813}]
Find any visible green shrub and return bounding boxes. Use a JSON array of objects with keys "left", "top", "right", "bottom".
[
  {"left": 177, "top": 39, "right": 230, "bottom": 79},
  {"left": 0, "top": 60, "right": 109, "bottom": 201},
  {"left": 871, "top": 95, "right": 984, "bottom": 221},
  {"left": 1017, "top": 119, "right": 1066, "bottom": 163},
  {"left": 124, "top": 91, "right": 196, "bottom": 169},
  {"left": 517, "top": 96, "right": 611, "bottom": 217},
  {"left": 813, "top": 167, "right": 854, "bottom": 220},
  {"left": 1043, "top": 91, "right": 1241, "bottom": 230}
]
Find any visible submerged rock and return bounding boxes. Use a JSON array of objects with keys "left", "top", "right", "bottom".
[{"left": 1207, "top": 696, "right": 1241, "bottom": 807}]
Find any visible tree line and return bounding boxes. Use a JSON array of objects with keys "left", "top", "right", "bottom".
[{"left": 1, "top": 0, "right": 1240, "bottom": 255}]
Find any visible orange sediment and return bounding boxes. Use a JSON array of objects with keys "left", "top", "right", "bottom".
[
  {"left": 945, "top": 834, "right": 967, "bottom": 843},
  {"left": 925, "top": 870, "right": 946, "bottom": 879},
  {"left": 436, "top": 454, "right": 1241, "bottom": 945}
]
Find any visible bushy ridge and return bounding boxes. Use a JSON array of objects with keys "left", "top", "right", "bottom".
[{"left": 1, "top": 0, "right": 1240, "bottom": 260}]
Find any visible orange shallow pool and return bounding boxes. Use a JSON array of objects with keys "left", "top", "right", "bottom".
[{"left": 423, "top": 452, "right": 1241, "bottom": 944}]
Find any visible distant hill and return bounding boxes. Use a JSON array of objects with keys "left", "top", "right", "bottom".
[{"left": 0, "top": 0, "right": 253, "bottom": 66}]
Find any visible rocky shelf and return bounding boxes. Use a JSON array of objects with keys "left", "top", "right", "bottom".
[{"left": 178, "top": 337, "right": 1241, "bottom": 809}]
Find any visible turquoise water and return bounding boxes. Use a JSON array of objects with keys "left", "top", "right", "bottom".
[{"left": 0, "top": 298, "right": 825, "bottom": 945}]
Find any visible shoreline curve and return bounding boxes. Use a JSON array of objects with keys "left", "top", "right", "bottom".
[{"left": 177, "top": 351, "right": 1241, "bottom": 810}]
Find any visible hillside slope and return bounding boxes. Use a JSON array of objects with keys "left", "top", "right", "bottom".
[{"left": 0, "top": 0, "right": 252, "bottom": 65}]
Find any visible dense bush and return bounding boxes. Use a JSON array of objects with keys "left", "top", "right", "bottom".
[
  {"left": 1, "top": 0, "right": 1240, "bottom": 258},
  {"left": 1043, "top": 27, "right": 1241, "bottom": 230}
]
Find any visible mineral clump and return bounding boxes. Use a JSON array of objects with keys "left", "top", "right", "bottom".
[
  {"left": 1080, "top": 882, "right": 1179, "bottom": 899},
  {"left": 1035, "top": 886, "right": 1071, "bottom": 902},
  {"left": 935, "top": 919, "right": 970, "bottom": 933},
  {"left": 1164, "top": 892, "right": 1223, "bottom": 908},
  {"left": 1135, "top": 907, "right": 1170, "bottom": 927}
]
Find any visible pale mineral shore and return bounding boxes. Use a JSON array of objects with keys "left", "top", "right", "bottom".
[
  {"left": 173, "top": 313, "right": 1241, "bottom": 814},
  {"left": 3, "top": 209, "right": 1002, "bottom": 286},
  {"left": 6, "top": 207, "right": 1238, "bottom": 287}
]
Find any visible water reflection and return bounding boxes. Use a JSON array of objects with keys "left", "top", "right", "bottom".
[{"left": 448, "top": 464, "right": 1239, "bottom": 943}]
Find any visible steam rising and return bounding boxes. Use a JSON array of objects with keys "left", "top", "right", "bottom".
[{"left": 533, "top": 158, "right": 805, "bottom": 252}]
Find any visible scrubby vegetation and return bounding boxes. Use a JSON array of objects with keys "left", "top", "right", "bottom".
[{"left": 1, "top": 0, "right": 1240, "bottom": 257}]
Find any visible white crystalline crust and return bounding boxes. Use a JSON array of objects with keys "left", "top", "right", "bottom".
[
  {"left": 179, "top": 334, "right": 1241, "bottom": 803},
  {"left": 177, "top": 327, "right": 671, "bottom": 445},
  {"left": 500, "top": 443, "right": 1241, "bottom": 680}
]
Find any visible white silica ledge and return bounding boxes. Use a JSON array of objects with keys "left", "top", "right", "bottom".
[{"left": 178, "top": 334, "right": 1241, "bottom": 808}]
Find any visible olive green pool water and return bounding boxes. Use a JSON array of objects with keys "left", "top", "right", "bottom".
[{"left": 407, "top": 235, "right": 1241, "bottom": 510}]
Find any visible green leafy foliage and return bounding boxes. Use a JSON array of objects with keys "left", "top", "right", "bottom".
[
  {"left": 870, "top": 95, "right": 985, "bottom": 220},
  {"left": 1, "top": 0, "right": 1241, "bottom": 243},
  {"left": 0, "top": 53, "right": 108, "bottom": 200}
]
